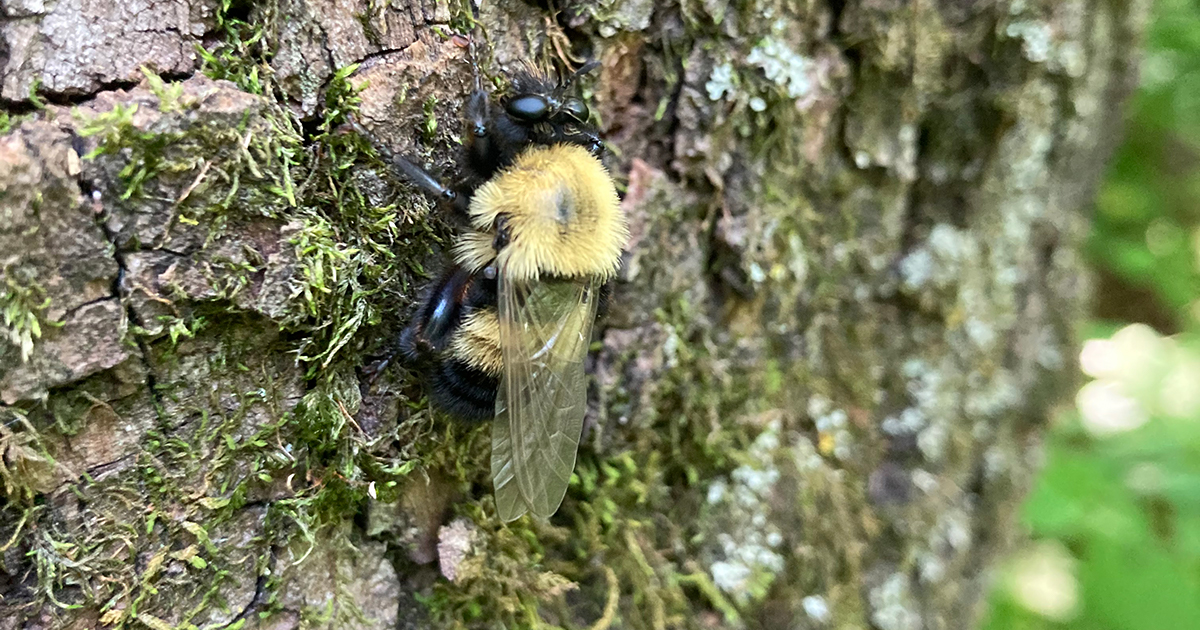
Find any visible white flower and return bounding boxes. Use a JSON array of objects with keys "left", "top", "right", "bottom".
[
  {"left": 1079, "top": 338, "right": 1120, "bottom": 379},
  {"left": 1077, "top": 380, "right": 1149, "bottom": 437},
  {"left": 1008, "top": 541, "right": 1079, "bottom": 621},
  {"left": 1160, "top": 356, "right": 1200, "bottom": 419}
]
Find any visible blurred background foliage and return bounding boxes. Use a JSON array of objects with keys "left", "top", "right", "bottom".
[{"left": 983, "top": 1, "right": 1200, "bottom": 628}]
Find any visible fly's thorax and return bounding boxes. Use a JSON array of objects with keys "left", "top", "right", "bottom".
[
  {"left": 449, "top": 308, "right": 503, "bottom": 378},
  {"left": 455, "top": 144, "right": 628, "bottom": 283},
  {"left": 452, "top": 230, "right": 497, "bottom": 277}
]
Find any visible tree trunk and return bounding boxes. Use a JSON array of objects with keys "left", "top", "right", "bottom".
[{"left": 0, "top": 1, "right": 1148, "bottom": 629}]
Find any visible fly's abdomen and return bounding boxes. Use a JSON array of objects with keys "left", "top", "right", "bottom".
[
  {"left": 429, "top": 358, "right": 498, "bottom": 422},
  {"left": 449, "top": 308, "right": 503, "bottom": 378}
]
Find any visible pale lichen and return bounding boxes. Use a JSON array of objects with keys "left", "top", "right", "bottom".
[
  {"left": 703, "top": 420, "right": 787, "bottom": 605},
  {"left": 869, "top": 573, "right": 922, "bottom": 630},
  {"left": 1006, "top": 20, "right": 1054, "bottom": 63},
  {"left": 589, "top": 0, "right": 655, "bottom": 36},
  {"left": 809, "top": 395, "right": 854, "bottom": 461},
  {"left": 803, "top": 594, "right": 831, "bottom": 623},
  {"left": 746, "top": 36, "right": 814, "bottom": 100},
  {"left": 706, "top": 62, "right": 736, "bottom": 101},
  {"left": 918, "top": 507, "right": 974, "bottom": 584}
]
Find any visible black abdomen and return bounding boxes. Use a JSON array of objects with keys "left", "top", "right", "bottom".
[
  {"left": 429, "top": 358, "right": 498, "bottom": 422},
  {"left": 399, "top": 263, "right": 499, "bottom": 422}
]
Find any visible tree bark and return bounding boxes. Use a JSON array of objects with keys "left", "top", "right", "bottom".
[{"left": 0, "top": 1, "right": 1148, "bottom": 629}]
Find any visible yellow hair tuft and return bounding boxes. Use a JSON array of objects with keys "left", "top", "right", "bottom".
[
  {"left": 449, "top": 308, "right": 503, "bottom": 377},
  {"left": 453, "top": 144, "right": 627, "bottom": 282}
]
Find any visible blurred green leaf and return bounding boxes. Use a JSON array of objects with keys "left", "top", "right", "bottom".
[
  {"left": 1089, "top": 0, "right": 1200, "bottom": 328},
  {"left": 1023, "top": 446, "right": 1154, "bottom": 545},
  {"left": 1077, "top": 540, "right": 1200, "bottom": 630},
  {"left": 986, "top": 3, "right": 1200, "bottom": 628}
]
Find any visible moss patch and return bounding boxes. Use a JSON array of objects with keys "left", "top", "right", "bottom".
[{"left": 0, "top": 271, "right": 58, "bottom": 363}]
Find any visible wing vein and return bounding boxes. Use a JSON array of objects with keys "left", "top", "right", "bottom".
[{"left": 491, "top": 276, "right": 598, "bottom": 520}]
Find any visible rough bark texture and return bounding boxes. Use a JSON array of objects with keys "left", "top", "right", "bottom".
[{"left": 0, "top": 1, "right": 1147, "bottom": 629}]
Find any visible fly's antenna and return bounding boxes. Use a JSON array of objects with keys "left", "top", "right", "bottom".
[
  {"left": 467, "top": 36, "right": 484, "bottom": 93},
  {"left": 562, "top": 59, "right": 600, "bottom": 92},
  {"left": 460, "top": 8, "right": 497, "bottom": 94}
]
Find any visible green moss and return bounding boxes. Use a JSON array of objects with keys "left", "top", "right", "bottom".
[
  {"left": 422, "top": 96, "right": 441, "bottom": 144},
  {"left": 3, "top": 0, "right": 450, "bottom": 622},
  {"left": 143, "top": 67, "right": 187, "bottom": 113},
  {"left": 413, "top": 285, "right": 789, "bottom": 629},
  {"left": 0, "top": 270, "right": 58, "bottom": 363},
  {"left": 0, "top": 111, "right": 34, "bottom": 135},
  {"left": 447, "top": 0, "right": 478, "bottom": 34},
  {"left": 281, "top": 71, "right": 441, "bottom": 373},
  {"left": 77, "top": 101, "right": 173, "bottom": 202},
  {"left": 7, "top": 2, "right": 883, "bottom": 628},
  {"left": 419, "top": 507, "right": 574, "bottom": 629},
  {"left": 77, "top": 78, "right": 295, "bottom": 232},
  {"left": 3, "top": 310, "right": 420, "bottom": 623},
  {"left": 198, "top": 0, "right": 272, "bottom": 96},
  {"left": 0, "top": 409, "right": 61, "bottom": 504},
  {"left": 74, "top": 51, "right": 432, "bottom": 379}
]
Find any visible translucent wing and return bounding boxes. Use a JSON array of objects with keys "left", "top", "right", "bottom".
[{"left": 490, "top": 276, "right": 599, "bottom": 522}]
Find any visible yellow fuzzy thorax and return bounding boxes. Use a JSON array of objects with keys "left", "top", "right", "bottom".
[
  {"left": 453, "top": 144, "right": 627, "bottom": 282},
  {"left": 450, "top": 308, "right": 503, "bottom": 377}
]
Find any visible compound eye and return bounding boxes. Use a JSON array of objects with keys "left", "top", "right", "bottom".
[
  {"left": 507, "top": 95, "right": 550, "bottom": 121},
  {"left": 562, "top": 98, "right": 589, "bottom": 121}
]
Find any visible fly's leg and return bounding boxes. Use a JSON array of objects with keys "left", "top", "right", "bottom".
[
  {"left": 359, "top": 264, "right": 477, "bottom": 390},
  {"left": 465, "top": 88, "right": 492, "bottom": 168},
  {"left": 348, "top": 118, "right": 471, "bottom": 218}
]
